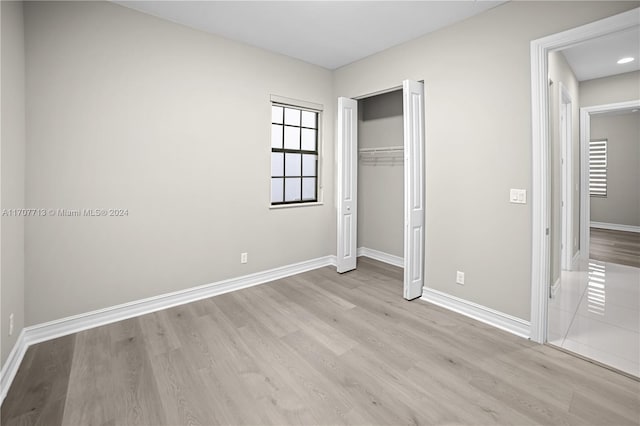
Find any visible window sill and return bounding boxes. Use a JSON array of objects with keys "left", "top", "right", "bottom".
[{"left": 269, "top": 202, "right": 324, "bottom": 210}]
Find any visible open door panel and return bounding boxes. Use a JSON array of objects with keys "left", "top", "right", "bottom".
[{"left": 336, "top": 97, "right": 358, "bottom": 273}]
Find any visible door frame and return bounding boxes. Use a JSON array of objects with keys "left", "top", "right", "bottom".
[
  {"left": 529, "top": 7, "right": 639, "bottom": 343},
  {"left": 580, "top": 100, "right": 640, "bottom": 256},
  {"left": 559, "top": 82, "right": 573, "bottom": 272}
]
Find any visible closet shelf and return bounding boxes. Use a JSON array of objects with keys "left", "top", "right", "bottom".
[
  {"left": 358, "top": 146, "right": 404, "bottom": 156},
  {"left": 359, "top": 146, "right": 404, "bottom": 165}
]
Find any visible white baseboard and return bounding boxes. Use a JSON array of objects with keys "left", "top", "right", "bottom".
[
  {"left": 590, "top": 221, "right": 640, "bottom": 233},
  {"left": 420, "top": 288, "right": 530, "bottom": 339},
  {"left": 357, "top": 247, "right": 404, "bottom": 268},
  {"left": 0, "top": 255, "right": 336, "bottom": 404},
  {"left": 0, "top": 330, "right": 28, "bottom": 403}
]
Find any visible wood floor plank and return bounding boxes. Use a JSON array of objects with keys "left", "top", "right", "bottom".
[
  {"left": 108, "top": 319, "right": 168, "bottom": 426},
  {"left": 568, "top": 390, "right": 639, "bottom": 426},
  {"left": 590, "top": 227, "right": 640, "bottom": 267},
  {"left": 137, "top": 310, "right": 182, "bottom": 357},
  {"left": 231, "top": 285, "right": 300, "bottom": 338},
  {"left": 193, "top": 315, "right": 273, "bottom": 425},
  {"left": 61, "top": 326, "right": 116, "bottom": 426},
  {"left": 3, "top": 258, "right": 639, "bottom": 426},
  {"left": 147, "top": 348, "right": 217, "bottom": 425},
  {"left": 486, "top": 345, "right": 640, "bottom": 422}
]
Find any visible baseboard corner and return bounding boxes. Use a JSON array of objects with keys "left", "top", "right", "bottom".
[
  {"left": 357, "top": 247, "right": 404, "bottom": 268},
  {"left": 0, "top": 329, "right": 28, "bottom": 404}
]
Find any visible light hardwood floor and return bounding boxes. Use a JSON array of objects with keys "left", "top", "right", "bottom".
[
  {"left": 2, "top": 258, "right": 639, "bottom": 425},
  {"left": 590, "top": 227, "right": 640, "bottom": 268}
]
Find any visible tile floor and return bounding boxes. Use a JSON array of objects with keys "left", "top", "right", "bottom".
[{"left": 548, "top": 256, "right": 640, "bottom": 377}]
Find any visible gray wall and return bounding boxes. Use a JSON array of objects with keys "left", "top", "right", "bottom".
[
  {"left": 590, "top": 112, "right": 640, "bottom": 227},
  {"left": 334, "top": 1, "right": 637, "bottom": 320},
  {"left": 580, "top": 71, "right": 640, "bottom": 107},
  {"left": 1, "top": 1, "right": 26, "bottom": 367},
  {"left": 357, "top": 90, "right": 404, "bottom": 258},
  {"left": 24, "top": 1, "right": 334, "bottom": 325},
  {"left": 548, "top": 50, "right": 580, "bottom": 284}
]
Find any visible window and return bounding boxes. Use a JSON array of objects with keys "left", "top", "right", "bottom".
[
  {"left": 589, "top": 139, "right": 607, "bottom": 197},
  {"left": 270, "top": 103, "right": 319, "bottom": 205}
]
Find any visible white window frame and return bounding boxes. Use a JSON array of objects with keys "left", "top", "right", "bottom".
[{"left": 269, "top": 95, "right": 323, "bottom": 209}]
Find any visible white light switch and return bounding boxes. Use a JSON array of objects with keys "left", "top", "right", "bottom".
[{"left": 510, "top": 189, "right": 527, "bottom": 204}]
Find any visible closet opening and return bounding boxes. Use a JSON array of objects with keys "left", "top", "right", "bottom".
[
  {"left": 336, "top": 80, "right": 425, "bottom": 300},
  {"left": 357, "top": 90, "right": 404, "bottom": 268}
]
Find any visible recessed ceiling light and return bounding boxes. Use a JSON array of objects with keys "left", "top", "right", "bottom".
[{"left": 617, "top": 57, "right": 635, "bottom": 64}]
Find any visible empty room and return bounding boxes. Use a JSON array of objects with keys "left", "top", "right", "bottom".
[{"left": 1, "top": 1, "right": 639, "bottom": 425}]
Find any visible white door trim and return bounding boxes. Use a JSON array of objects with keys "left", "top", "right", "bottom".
[
  {"left": 580, "top": 100, "right": 640, "bottom": 258},
  {"left": 559, "top": 82, "right": 573, "bottom": 272},
  {"left": 529, "top": 7, "right": 639, "bottom": 343}
]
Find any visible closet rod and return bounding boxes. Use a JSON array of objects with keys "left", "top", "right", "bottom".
[{"left": 358, "top": 145, "right": 404, "bottom": 154}]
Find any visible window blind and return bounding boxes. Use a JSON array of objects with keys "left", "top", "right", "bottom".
[{"left": 589, "top": 139, "right": 607, "bottom": 197}]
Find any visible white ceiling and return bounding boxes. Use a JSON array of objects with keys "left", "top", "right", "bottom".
[
  {"left": 561, "top": 25, "right": 640, "bottom": 81},
  {"left": 115, "top": 1, "right": 505, "bottom": 70}
]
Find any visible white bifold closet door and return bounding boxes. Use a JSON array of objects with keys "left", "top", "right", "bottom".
[
  {"left": 402, "top": 80, "right": 425, "bottom": 300},
  {"left": 336, "top": 97, "right": 358, "bottom": 273},
  {"left": 336, "top": 80, "right": 425, "bottom": 301}
]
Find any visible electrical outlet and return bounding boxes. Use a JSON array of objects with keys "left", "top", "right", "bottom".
[
  {"left": 9, "top": 313, "right": 14, "bottom": 336},
  {"left": 240, "top": 252, "right": 248, "bottom": 264},
  {"left": 456, "top": 271, "right": 465, "bottom": 285}
]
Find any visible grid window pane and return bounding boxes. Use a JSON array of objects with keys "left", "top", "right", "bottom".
[
  {"left": 271, "top": 152, "right": 284, "bottom": 177},
  {"left": 302, "top": 178, "right": 316, "bottom": 200},
  {"left": 272, "top": 106, "right": 283, "bottom": 124},
  {"left": 301, "top": 128, "right": 316, "bottom": 151},
  {"left": 285, "top": 153, "right": 301, "bottom": 177},
  {"left": 284, "top": 108, "right": 300, "bottom": 126},
  {"left": 284, "top": 126, "right": 300, "bottom": 150},
  {"left": 271, "top": 124, "right": 283, "bottom": 149},
  {"left": 271, "top": 178, "right": 283, "bottom": 203},
  {"left": 284, "top": 178, "right": 301, "bottom": 202},
  {"left": 301, "top": 111, "right": 317, "bottom": 128},
  {"left": 271, "top": 103, "right": 319, "bottom": 205},
  {"left": 302, "top": 154, "right": 316, "bottom": 177}
]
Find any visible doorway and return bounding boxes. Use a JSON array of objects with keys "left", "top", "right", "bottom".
[
  {"left": 530, "top": 7, "right": 640, "bottom": 377},
  {"left": 336, "top": 80, "right": 425, "bottom": 300},
  {"left": 530, "top": 6, "right": 638, "bottom": 342},
  {"left": 356, "top": 89, "right": 404, "bottom": 268}
]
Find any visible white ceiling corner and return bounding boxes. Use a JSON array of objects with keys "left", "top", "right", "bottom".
[
  {"left": 112, "top": 1, "right": 638, "bottom": 79},
  {"left": 113, "top": 1, "right": 506, "bottom": 70}
]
